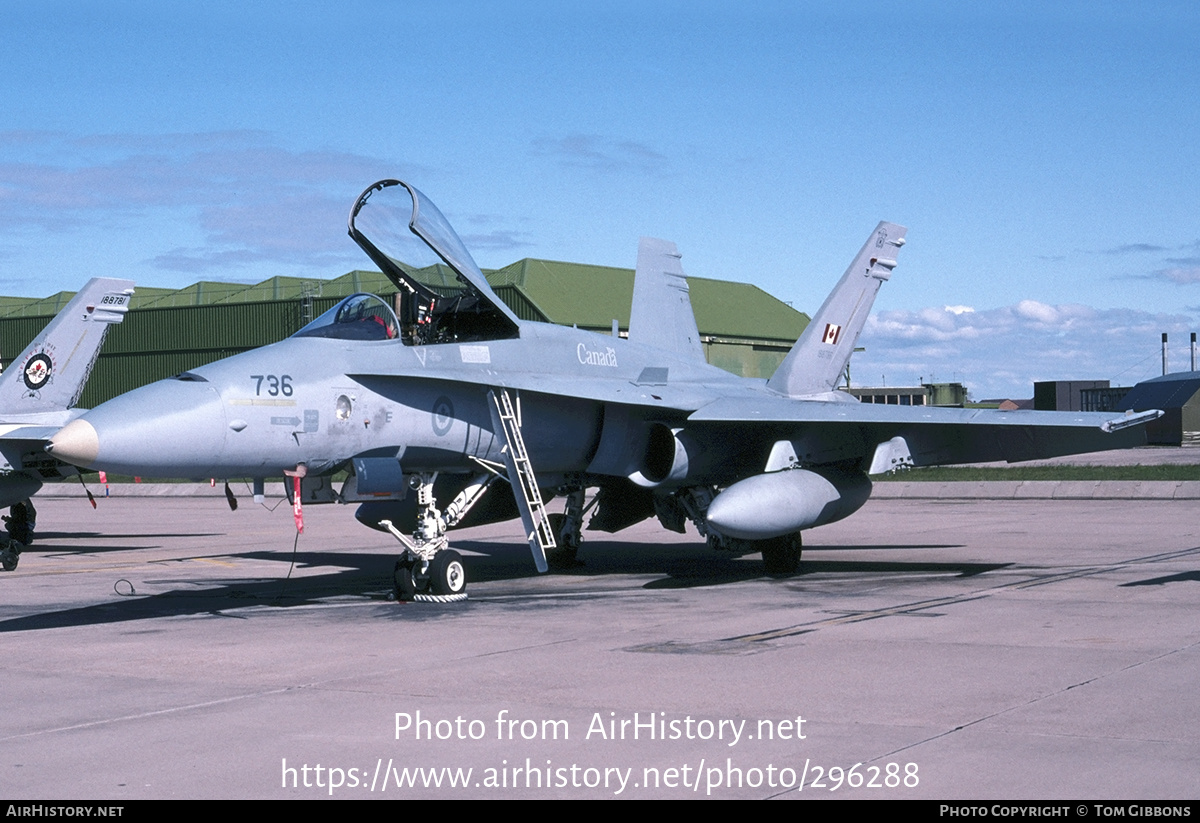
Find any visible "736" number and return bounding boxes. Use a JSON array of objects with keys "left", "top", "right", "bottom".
[{"left": 251, "top": 374, "right": 293, "bottom": 396}]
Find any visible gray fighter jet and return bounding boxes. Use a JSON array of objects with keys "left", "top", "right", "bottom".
[
  {"left": 47, "top": 181, "right": 1157, "bottom": 599},
  {"left": 0, "top": 277, "right": 135, "bottom": 570}
]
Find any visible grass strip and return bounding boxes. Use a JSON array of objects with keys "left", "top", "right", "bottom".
[{"left": 874, "top": 465, "right": 1200, "bottom": 482}]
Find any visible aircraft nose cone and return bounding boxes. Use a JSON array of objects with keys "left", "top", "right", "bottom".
[
  {"left": 45, "top": 380, "right": 229, "bottom": 476},
  {"left": 46, "top": 419, "right": 101, "bottom": 467}
]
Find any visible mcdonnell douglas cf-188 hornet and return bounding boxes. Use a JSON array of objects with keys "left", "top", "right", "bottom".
[
  {"left": 0, "top": 278, "right": 134, "bottom": 571},
  {"left": 47, "top": 181, "right": 1158, "bottom": 599}
]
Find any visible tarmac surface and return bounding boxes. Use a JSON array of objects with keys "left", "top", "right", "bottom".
[{"left": 2, "top": 491, "right": 1199, "bottom": 800}]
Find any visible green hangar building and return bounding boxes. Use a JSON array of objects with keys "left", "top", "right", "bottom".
[{"left": 0, "top": 258, "right": 810, "bottom": 408}]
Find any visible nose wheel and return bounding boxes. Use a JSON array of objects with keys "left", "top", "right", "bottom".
[
  {"left": 429, "top": 550, "right": 466, "bottom": 594},
  {"left": 393, "top": 558, "right": 417, "bottom": 600},
  {"left": 390, "top": 547, "right": 469, "bottom": 603}
]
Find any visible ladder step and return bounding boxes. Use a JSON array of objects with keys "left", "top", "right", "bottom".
[{"left": 487, "top": 388, "right": 556, "bottom": 573}]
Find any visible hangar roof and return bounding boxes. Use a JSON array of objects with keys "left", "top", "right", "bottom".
[{"left": 1117, "top": 371, "right": 1200, "bottom": 411}]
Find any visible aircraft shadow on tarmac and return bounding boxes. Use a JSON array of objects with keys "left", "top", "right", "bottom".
[
  {"left": 23, "top": 531, "right": 225, "bottom": 561},
  {"left": 635, "top": 547, "right": 1005, "bottom": 589},
  {"left": 1120, "top": 570, "right": 1200, "bottom": 587},
  {"left": 35, "top": 531, "right": 223, "bottom": 540},
  {"left": 0, "top": 551, "right": 396, "bottom": 633},
  {"left": 21, "top": 537, "right": 223, "bottom": 558},
  {"left": 0, "top": 539, "right": 1009, "bottom": 633}
]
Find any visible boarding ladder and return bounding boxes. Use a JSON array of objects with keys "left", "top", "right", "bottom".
[{"left": 487, "top": 388, "right": 555, "bottom": 572}]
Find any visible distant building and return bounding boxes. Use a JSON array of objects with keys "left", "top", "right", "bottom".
[
  {"left": 1033, "top": 380, "right": 1111, "bottom": 412},
  {"left": 845, "top": 382, "right": 968, "bottom": 407},
  {"left": 1116, "top": 371, "right": 1200, "bottom": 445},
  {"left": 1078, "top": 386, "right": 1132, "bottom": 412},
  {"left": 994, "top": 398, "right": 1034, "bottom": 411}
]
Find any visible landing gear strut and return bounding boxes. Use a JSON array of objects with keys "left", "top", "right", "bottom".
[
  {"left": 546, "top": 488, "right": 585, "bottom": 568},
  {"left": 381, "top": 471, "right": 490, "bottom": 603}
]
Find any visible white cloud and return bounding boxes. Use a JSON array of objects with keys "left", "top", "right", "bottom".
[
  {"left": 1014, "top": 299, "right": 1059, "bottom": 325},
  {"left": 856, "top": 300, "right": 1196, "bottom": 399}
]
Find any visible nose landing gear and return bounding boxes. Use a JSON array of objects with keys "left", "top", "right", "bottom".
[{"left": 381, "top": 471, "right": 487, "bottom": 603}]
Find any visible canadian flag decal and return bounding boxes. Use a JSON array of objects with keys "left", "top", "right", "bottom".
[{"left": 821, "top": 323, "right": 842, "bottom": 345}]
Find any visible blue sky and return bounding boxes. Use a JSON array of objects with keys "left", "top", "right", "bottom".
[{"left": 2, "top": 0, "right": 1197, "bottom": 398}]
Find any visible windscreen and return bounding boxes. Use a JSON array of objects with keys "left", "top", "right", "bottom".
[{"left": 293, "top": 293, "right": 399, "bottom": 341}]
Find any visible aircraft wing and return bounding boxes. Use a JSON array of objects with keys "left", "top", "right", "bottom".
[
  {"left": 0, "top": 425, "right": 64, "bottom": 441},
  {"left": 688, "top": 396, "right": 1161, "bottom": 466},
  {"left": 0, "top": 423, "right": 81, "bottom": 490}
]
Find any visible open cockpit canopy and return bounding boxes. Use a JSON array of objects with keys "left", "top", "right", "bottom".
[{"left": 348, "top": 180, "right": 520, "bottom": 345}]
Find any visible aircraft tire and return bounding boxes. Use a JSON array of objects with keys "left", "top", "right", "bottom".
[
  {"left": 1, "top": 538, "right": 18, "bottom": 572},
  {"left": 430, "top": 550, "right": 466, "bottom": 596},
  {"left": 761, "top": 533, "right": 802, "bottom": 576},
  {"left": 393, "top": 559, "right": 417, "bottom": 601}
]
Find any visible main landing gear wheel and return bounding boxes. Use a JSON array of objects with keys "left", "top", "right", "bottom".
[
  {"left": 761, "top": 533, "right": 802, "bottom": 576},
  {"left": 0, "top": 539, "right": 20, "bottom": 572}
]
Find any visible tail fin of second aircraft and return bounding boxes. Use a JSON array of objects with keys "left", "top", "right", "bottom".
[
  {"left": 766, "top": 222, "right": 906, "bottom": 398},
  {"left": 627, "top": 237, "right": 704, "bottom": 361},
  {"left": 0, "top": 278, "right": 135, "bottom": 415}
]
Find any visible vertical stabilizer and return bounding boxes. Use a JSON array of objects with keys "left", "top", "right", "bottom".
[
  {"left": 0, "top": 278, "right": 135, "bottom": 415},
  {"left": 627, "top": 237, "right": 704, "bottom": 361},
  {"left": 766, "top": 222, "right": 906, "bottom": 398}
]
